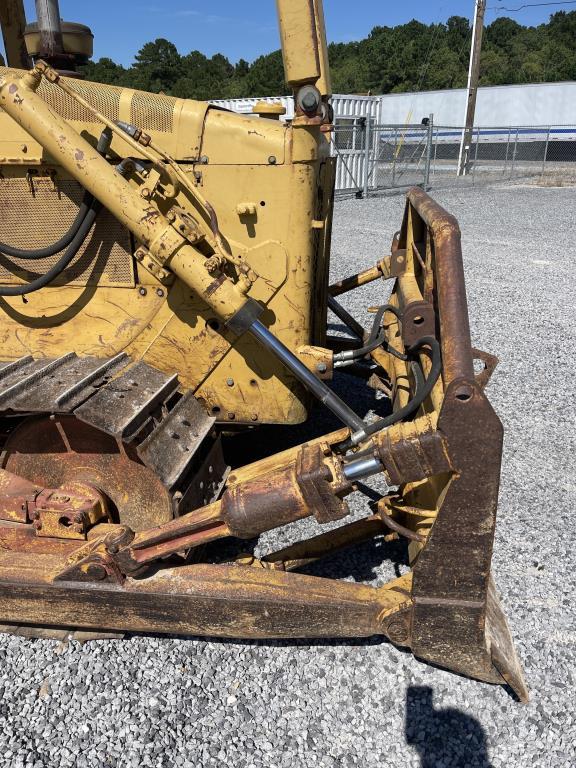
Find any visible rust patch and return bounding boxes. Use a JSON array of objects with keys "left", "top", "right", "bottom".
[{"left": 205, "top": 274, "right": 226, "bottom": 298}]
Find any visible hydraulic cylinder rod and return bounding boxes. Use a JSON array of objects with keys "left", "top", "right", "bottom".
[{"left": 249, "top": 320, "right": 366, "bottom": 434}]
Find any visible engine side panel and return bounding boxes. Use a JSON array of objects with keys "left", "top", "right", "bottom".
[{"left": 0, "top": 70, "right": 333, "bottom": 425}]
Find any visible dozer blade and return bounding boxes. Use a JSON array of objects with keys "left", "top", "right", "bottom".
[{"left": 0, "top": 188, "right": 527, "bottom": 701}]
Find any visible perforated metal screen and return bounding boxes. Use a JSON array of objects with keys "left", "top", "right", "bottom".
[
  {"left": 37, "top": 77, "right": 121, "bottom": 123},
  {"left": 0, "top": 67, "right": 177, "bottom": 134},
  {"left": 0, "top": 177, "right": 134, "bottom": 287},
  {"left": 130, "top": 91, "right": 176, "bottom": 133}
]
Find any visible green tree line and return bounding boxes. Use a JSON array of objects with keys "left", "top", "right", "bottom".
[{"left": 74, "top": 10, "right": 575, "bottom": 98}]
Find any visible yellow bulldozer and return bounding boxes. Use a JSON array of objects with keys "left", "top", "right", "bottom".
[{"left": 0, "top": 0, "right": 527, "bottom": 700}]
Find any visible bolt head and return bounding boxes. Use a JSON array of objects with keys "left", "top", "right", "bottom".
[
  {"left": 297, "top": 85, "right": 321, "bottom": 114},
  {"left": 302, "top": 92, "right": 317, "bottom": 109},
  {"left": 386, "top": 618, "right": 409, "bottom": 645}
]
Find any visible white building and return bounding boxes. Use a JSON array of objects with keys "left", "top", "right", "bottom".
[{"left": 379, "top": 81, "right": 576, "bottom": 127}]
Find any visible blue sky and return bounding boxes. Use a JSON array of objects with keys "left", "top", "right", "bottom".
[{"left": 2, "top": 1, "right": 570, "bottom": 67}]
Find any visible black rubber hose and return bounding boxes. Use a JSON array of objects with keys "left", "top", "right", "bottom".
[
  {"left": 367, "top": 304, "right": 408, "bottom": 360},
  {"left": 0, "top": 200, "right": 102, "bottom": 297},
  {"left": 337, "top": 330, "right": 409, "bottom": 362},
  {"left": 342, "top": 362, "right": 426, "bottom": 463},
  {"left": 363, "top": 336, "right": 441, "bottom": 436},
  {"left": 336, "top": 336, "right": 441, "bottom": 453},
  {"left": 0, "top": 192, "right": 95, "bottom": 260},
  {"left": 368, "top": 304, "right": 401, "bottom": 344},
  {"left": 335, "top": 304, "right": 408, "bottom": 363}
]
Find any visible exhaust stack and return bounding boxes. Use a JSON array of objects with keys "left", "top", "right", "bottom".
[
  {"left": 35, "top": 0, "right": 64, "bottom": 62},
  {"left": 22, "top": 0, "right": 93, "bottom": 75}
]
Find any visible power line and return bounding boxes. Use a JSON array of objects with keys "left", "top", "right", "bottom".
[
  {"left": 488, "top": 1, "right": 576, "bottom": 10},
  {"left": 415, "top": 21, "right": 443, "bottom": 91}
]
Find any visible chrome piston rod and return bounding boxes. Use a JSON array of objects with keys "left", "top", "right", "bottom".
[{"left": 249, "top": 320, "right": 367, "bottom": 437}]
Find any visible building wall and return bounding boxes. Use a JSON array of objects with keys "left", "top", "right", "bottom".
[
  {"left": 378, "top": 82, "right": 576, "bottom": 127},
  {"left": 212, "top": 82, "right": 576, "bottom": 127}
]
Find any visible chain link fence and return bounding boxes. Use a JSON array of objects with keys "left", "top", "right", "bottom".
[
  {"left": 430, "top": 125, "right": 576, "bottom": 187},
  {"left": 331, "top": 119, "right": 576, "bottom": 196},
  {"left": 331, "top": 119, "right": 433, "bottom": 196}
]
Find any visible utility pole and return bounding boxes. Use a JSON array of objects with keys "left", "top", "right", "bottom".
[{"left": 457, "top": 0, "right": 486, "bottom": 176}]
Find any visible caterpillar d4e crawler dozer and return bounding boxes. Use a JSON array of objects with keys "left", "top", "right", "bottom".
[{"left": 0, "top": 0, "right": 527, "bottom": 700}]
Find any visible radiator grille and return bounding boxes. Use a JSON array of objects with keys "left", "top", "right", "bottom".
[
  {"left": 0, "top": 177, "right": 134, "bottom": 287},
  {"left": 131, "top": 91, "right": 176, "bottom": 133}
]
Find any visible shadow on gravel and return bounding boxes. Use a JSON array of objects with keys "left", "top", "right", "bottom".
[{"left": 405, "top": 686, "right": 492, "bottom": 768}]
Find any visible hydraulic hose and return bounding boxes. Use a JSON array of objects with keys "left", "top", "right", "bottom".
[
  {"left": 368, "top": 304, "right": 401, "bottom": 344},
  {"left": 0, "top": 129, "right": 110, "bottom": 261},
  {"left": 338, "top": 336, "right": 442, "bottom": 453},
  {"left": 0, "top": 128, "right": 111, "bottom": 295},
  {"left": 0, "top": 192, "right": 94, "bottom": 260},
  {"left": 333, "top": 304, "right": 408, "bottom": 367},
  {"left": 0, "top": 199, "right": 102, "bottom": 297},
  {"left": 363, "top": 335, "right": 441, "bottom": 436},
  {"left": 335, "top": 333, "right": 386, "bottom": 364}
]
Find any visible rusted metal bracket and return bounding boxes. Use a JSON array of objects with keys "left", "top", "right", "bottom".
[
  {"left": 472, "top": 347, "right": 499, "bottom": 390},
  {"left": 0, "top": 469, "right": 107, "bottom": 539}
]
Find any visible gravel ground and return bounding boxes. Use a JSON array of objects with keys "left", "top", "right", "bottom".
[{"left": 1, "top": 183, "right": 575, "bottom": 768}]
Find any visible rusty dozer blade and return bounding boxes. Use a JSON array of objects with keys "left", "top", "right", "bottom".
[{"left": 0, "top": 189, "right": 527, "bottom": 701}]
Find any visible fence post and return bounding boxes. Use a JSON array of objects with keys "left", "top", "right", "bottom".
[
  {"left": 363, "top": 117, "right": 371, "bottom": 199},
  {"left": 472, "top": 126, "right": 480, "bottom": 184},
  {"left": 503, "top": 128, "right": 511, "bottom": 176},
  {"left": 510, "top": 128, "right": 519, "bottom": 179},
  {"left": 424, "top": 113, "right": 434, "bottom": 191},
  {"left": 432, "top": 126, "right": 438, "bottom": 181},
  {"left": 392, "top": 128, "right": 398, "bottom": 187},
  {"left": 541, "top": 126, "right": 551, "bottom": 178}
]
